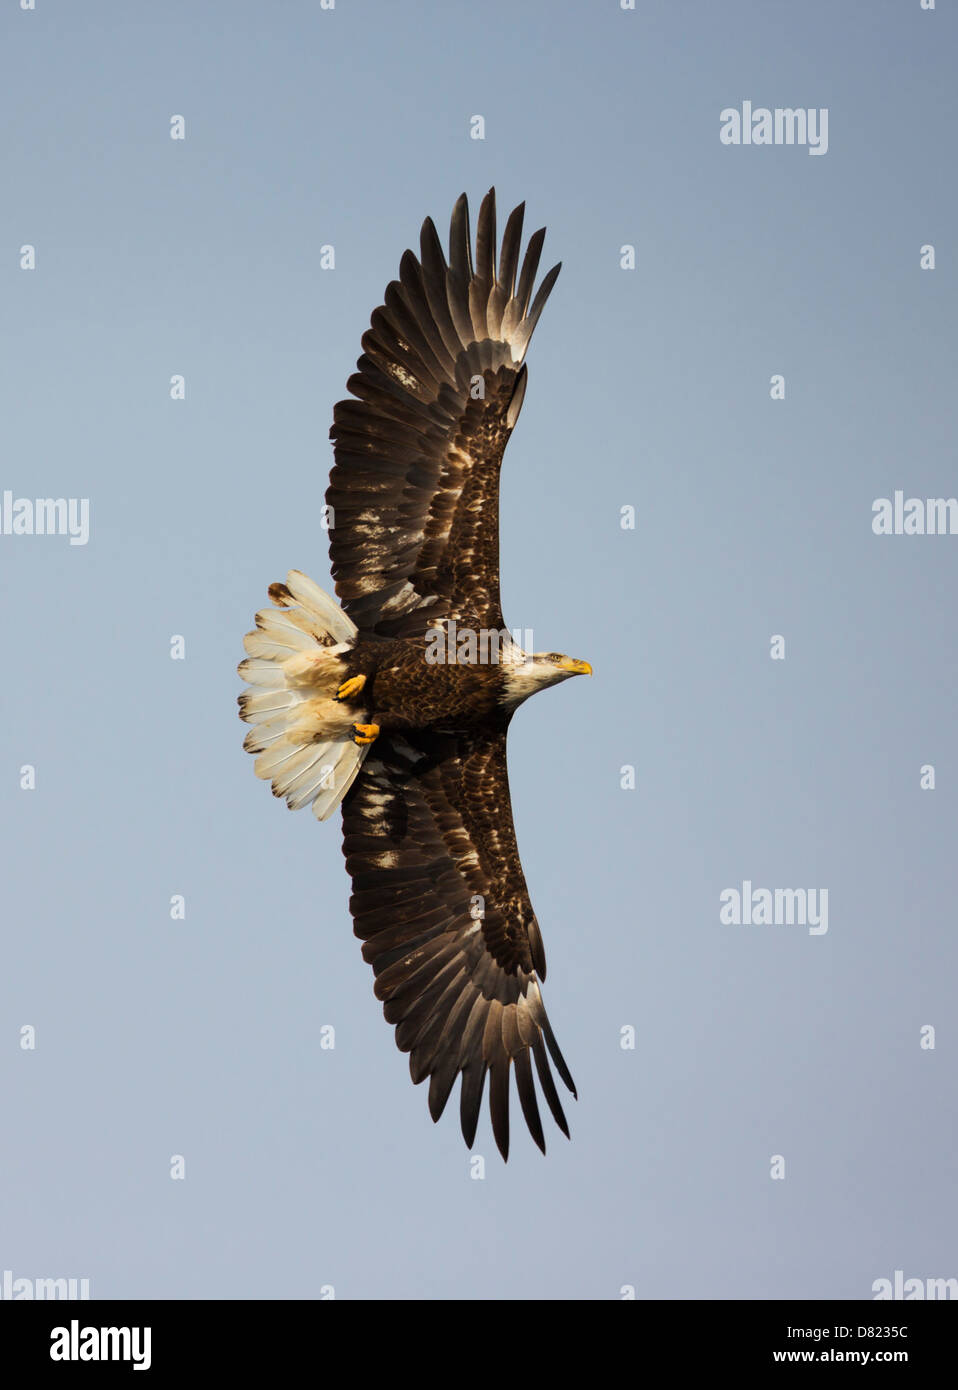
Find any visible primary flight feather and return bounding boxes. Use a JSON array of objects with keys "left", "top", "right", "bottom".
[{"left": 239, "top": 189, "right": 590, "bottom": 1159}]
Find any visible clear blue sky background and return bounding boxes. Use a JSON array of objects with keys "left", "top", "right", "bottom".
[{"left": 2, "top": 0, "right": 956, "bottom": 1299}]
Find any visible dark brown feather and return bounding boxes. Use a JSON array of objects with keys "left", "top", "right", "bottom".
[
  {"left": 341, "top": 728, "right": 576, "bottom": 1157},
  {"left": 326, "top": 189, "right": 560, "bottom": 639}
]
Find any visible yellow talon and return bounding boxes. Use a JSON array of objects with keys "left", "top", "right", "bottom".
[
  {"left": 336, "top": 674, "right": 367, "bottom": 701},
  {"left": 352, "top": 722, "right": 380, "bottom": 746}
]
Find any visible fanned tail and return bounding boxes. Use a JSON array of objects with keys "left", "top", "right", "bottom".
[{"left": 238, "top": 570, "right": 368, "bottom": 821}]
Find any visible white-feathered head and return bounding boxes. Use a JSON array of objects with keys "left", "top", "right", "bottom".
[{"left": 500, "top": 650, "right": 592, "bottom": 707}]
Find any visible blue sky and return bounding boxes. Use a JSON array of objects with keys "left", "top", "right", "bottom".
[{"left": 1, "top": 0, "right": 956, "bottom": 1299}]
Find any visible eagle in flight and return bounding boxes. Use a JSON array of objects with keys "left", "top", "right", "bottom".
[{"left": 239, "top": 190, "right": 591, "bottom": 1159}]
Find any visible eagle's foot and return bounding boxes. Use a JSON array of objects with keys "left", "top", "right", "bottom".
[
  {"left": 335, "top": 674, "right": 367, "bottom": 702},
  {"left": 352, "top": 722, "right": 380, "bottom": 746}
]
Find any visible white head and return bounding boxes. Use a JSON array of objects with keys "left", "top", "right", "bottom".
[{"left": 500, "top": 650, "right": 593, "bottom": 708}]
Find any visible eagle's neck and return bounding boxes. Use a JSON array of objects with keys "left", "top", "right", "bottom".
[{"left": 498, "top": 656, "right": 564, "bottom": 710}]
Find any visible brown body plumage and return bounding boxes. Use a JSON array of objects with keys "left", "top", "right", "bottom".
[{"left": 337, "top": 634, "right": 507, "bottom": 733}]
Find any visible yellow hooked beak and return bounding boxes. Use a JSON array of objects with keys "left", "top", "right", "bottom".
[{"left": 558, "top": 657, "right": 593, "bottom": 676}]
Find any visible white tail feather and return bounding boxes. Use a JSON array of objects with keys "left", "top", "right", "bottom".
[
  {"left": 238, "top": 571, "right": 369, "bottom": 820},
  {"left": 284, "top": 570, "right": 357, "bottom": 644}
]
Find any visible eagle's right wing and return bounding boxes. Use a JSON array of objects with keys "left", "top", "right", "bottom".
[
  {"left": 326, "top": 189, "right": 560, "bottom": 640},
  {"left": 341, "top": 726, "right": 576, "bottom": 1159}
]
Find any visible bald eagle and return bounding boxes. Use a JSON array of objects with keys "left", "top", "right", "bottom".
[{"left": 239, "top": 190, "right": 591, "bottom": 1159}]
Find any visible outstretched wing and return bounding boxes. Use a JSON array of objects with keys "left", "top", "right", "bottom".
[
  {"left": 327, "top": 188, "right": 560, "bottom": 638},
  {"left": 342, "top": 727, "right": 576, "bottom": 1159}
]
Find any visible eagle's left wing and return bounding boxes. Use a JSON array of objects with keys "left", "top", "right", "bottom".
[{"left": 342, "top": 726, "right": 576, "bottom": 1159}]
